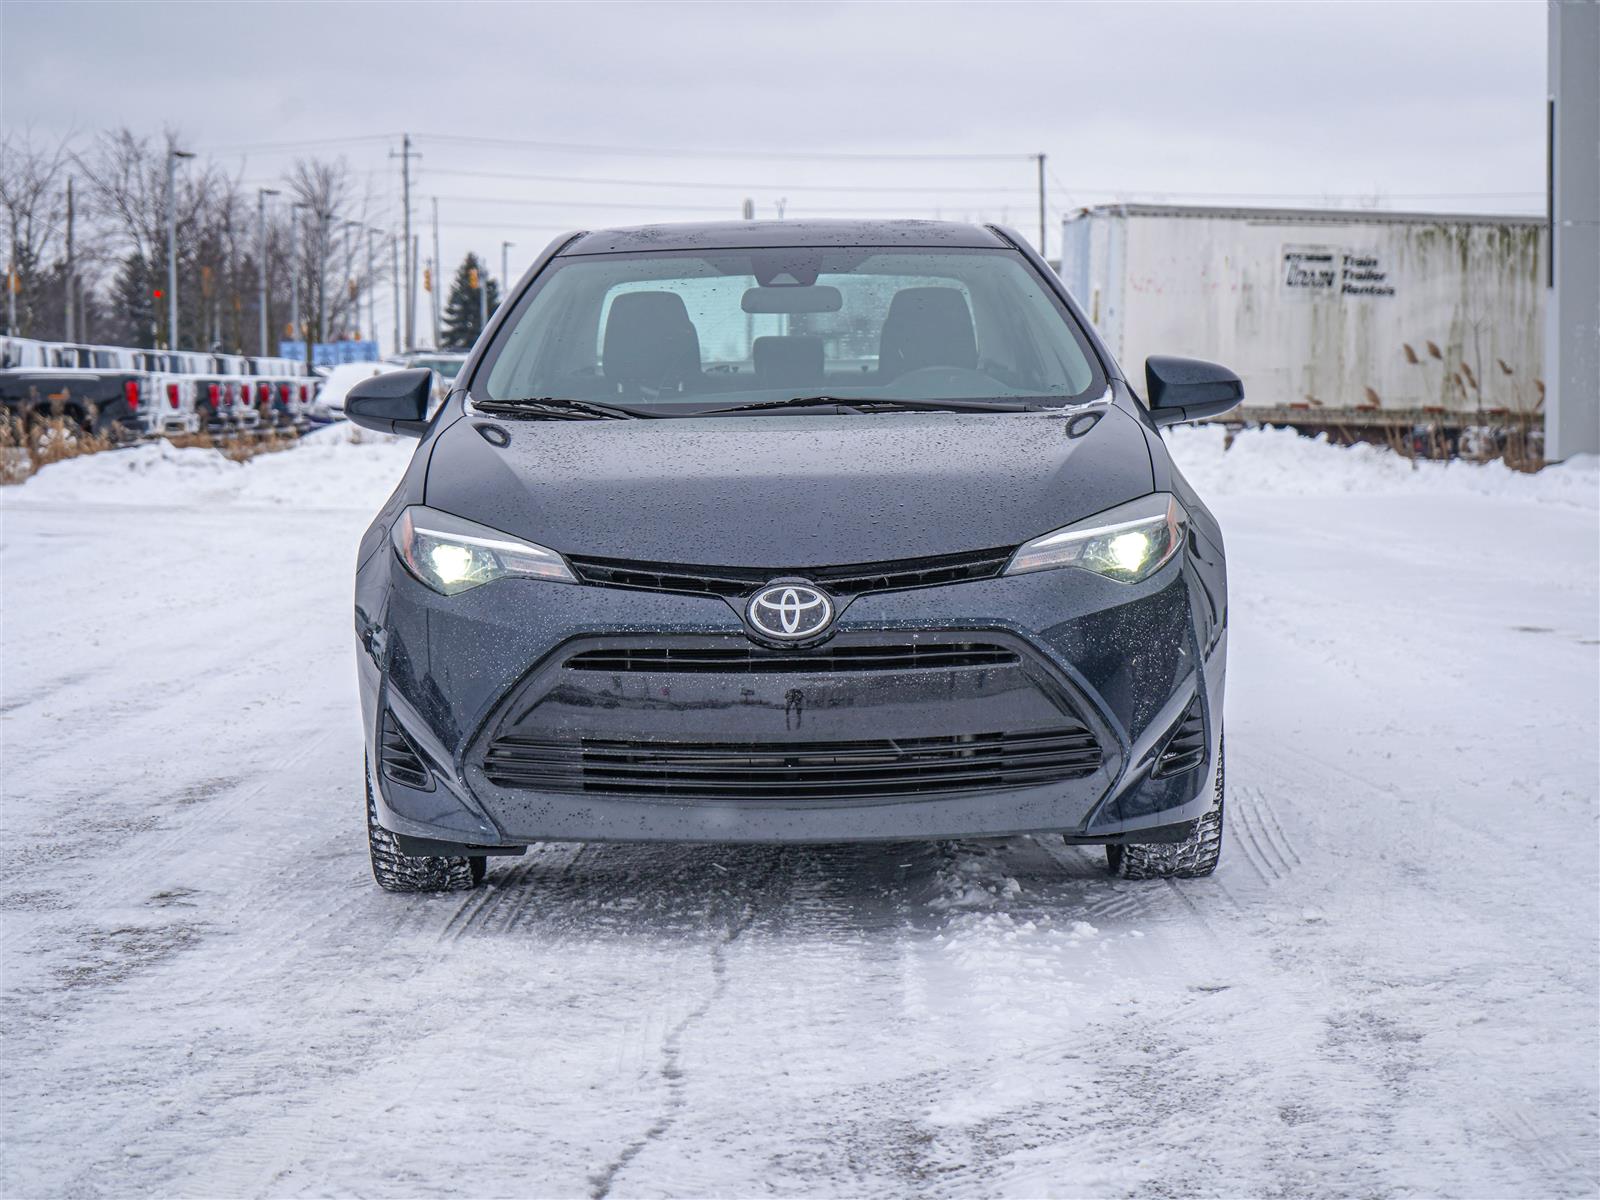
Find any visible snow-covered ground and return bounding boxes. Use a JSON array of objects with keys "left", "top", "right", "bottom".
[{"left": 2, "top": 426, "right": 1596, "bottom": 1197}]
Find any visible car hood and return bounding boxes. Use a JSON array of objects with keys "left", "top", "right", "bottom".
[{"left": 423, "top": 405, "right": 1155, "bottom": 566}]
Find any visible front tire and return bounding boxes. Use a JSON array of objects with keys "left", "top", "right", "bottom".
[
  {"left": 1104, "top": 735, "right": 1225, "bottom": 879},
  {"left": 365, "top": 756, "right": 486, "bottom": 892}
]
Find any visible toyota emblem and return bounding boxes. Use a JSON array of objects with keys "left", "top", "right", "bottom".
[{"left": 746, "top": 582, "right": 834, "bottom": 642}]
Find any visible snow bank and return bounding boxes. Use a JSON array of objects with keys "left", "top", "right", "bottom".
[
  {"left": 7, "top": 419, "right": 1596, "bottom": 514},
  {"left": 1167, "top": 424, "right": 1599, "bottom": 509},
  {"left": 4, "top": 424, "right": 414, "bottom": 510}
]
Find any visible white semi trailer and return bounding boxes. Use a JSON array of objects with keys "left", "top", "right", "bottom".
[{"left": 1059, "top": 204, "right": 1547, "bottom": 441}]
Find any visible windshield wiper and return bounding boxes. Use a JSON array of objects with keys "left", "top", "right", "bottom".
[
  {"left": 705, "top": 395, "right": 1036, "bottom": 416},
  {"left": 472, "top": 396, "right": 656, "bottom": 420}
]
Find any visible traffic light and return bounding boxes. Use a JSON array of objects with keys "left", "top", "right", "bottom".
[
  {"left": 423, "top": 267, "right": 432, "bottom": 292},
  {"left": 468, "top": 267, "right": 480, "bottom": 289}
]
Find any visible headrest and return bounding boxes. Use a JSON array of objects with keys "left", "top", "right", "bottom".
[
  {"left": 602, "top": 291, "right": 701, "bottom": 391},
  {"left": 878, "top": 286, "right": 977, "bottom": 379},
  {"left": 753, "top": 335, "right": 825, "bottom": 388}
]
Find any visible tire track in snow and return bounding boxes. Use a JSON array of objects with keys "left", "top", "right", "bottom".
[{"left": 586, "top": 851, "right": 789, "bottom": 1199}]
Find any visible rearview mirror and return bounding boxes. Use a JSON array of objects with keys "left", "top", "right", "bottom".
[
  {"left": 345, "top": 368, "right": 433, "bottom": 437},
  {"left": 741, "top": 285, "right": 843, "bottom": 314},
  {"left": 1144, "top": 356, "right": 1243, "bottom": 427}
]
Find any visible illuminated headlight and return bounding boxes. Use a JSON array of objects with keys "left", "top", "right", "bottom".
[
  {"left": 1005, "top": 494, "right": 1187, "bottom": 583},
  {"left": 391, "top": 505, "right": 575, "bottom": 595}
]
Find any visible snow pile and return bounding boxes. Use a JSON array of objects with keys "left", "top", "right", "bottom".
[
  {"left": 8, "top": 419, "right": 1597, "bottom": 514},
  {"left": 1167, "top": 424, "right": 1599, "bottom": 509},
  {"left": 5, "top": 424, "right": 414, "bottom": 511}
]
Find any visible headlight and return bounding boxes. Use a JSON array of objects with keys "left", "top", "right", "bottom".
[
  {"left": 391, "top": 505, "right": 576, "bottom": 595},
  {"left": 1005, "top": 493, "right": 1187, "bottom": 583}
]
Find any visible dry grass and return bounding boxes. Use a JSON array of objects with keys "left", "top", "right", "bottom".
[
  {"left": 1, "top": 408, "right": 302, "bottom": 486},
  {"left": 167, "top": 428, "right": 302, "bottom": 463},
  {"left": 0, "top": 410, "right": 113, "bottom": 485}
]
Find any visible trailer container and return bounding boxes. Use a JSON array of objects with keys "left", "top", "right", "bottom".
[{"left": 1059, "top": 204, "right": 1547, "bottom": 439}]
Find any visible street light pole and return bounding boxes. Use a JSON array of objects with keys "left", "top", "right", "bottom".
[
  {"left": 501, "top": 240, "right": 514, "bottom": 303},
  {"left": 165, "top": 146, "right": 194, "bottom": 349},
  {"left": 257, "top": 188, "right": 279, "bottom": 356}
]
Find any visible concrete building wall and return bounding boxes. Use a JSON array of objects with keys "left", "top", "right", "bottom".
[
  {"left": 1060, "top": 206, "right": 1547, "bottom": 419},
  {"left": 1545, "top": 0, "right": 1600, "bottom": 462}
]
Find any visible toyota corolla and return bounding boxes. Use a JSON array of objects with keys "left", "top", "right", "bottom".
[{"left": 346, "top": 219, "right": 1242, "bottom": 892}]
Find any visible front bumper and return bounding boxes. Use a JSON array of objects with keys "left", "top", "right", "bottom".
[{"left": 358, "top": 547, "right": 1226, "bottom": 846}]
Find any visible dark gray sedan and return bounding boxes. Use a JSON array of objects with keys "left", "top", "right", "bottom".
[{"left": 345, "top": 219, "right": 1241, "bottom": 891}]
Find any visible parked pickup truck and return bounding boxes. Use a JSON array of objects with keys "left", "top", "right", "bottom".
[{"left": 0, "top": 367, "right": 171, "bottom": 442}]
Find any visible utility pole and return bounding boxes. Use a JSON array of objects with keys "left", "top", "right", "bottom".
[
  {"left": 431, "top": 198, "right": 443, "bottom": 349},
  {"left": 1036, "top": 153, "right": 1047, "bottom": 261},
  {"left": 390, "top": 134, "right": 419, "bottom": 351},
  {"left": 501, "top": 241, "right": 514, "bottom": 304},
  {"left": 290, "top": 202, "right": 308, "bottom": 353},
  {"left": 391, "top": 233, "right": 401, "bottom": 355},
  {"left": 478, "top": 258, "right": 488, "bottom": 332},
  {"left": 165, "top": 146, "right": 195, "bottom": 350},
  {"left": 257, "top": 188, "right": 279, "bottom": 356},
  {"left": 366, "top": 227, "right": 378, "bottom": 351},
  {"left": 343, "top": 219, "right": 361, "bottom": 338},
  {"left": 411, "top": 234, "right": 420, "bottom": 343},
  {"left": 64, "top": 177, "right": 75, "bottom": 342},
  {"left": 317, "top": 212, "right": 333, "bottom": 346}
]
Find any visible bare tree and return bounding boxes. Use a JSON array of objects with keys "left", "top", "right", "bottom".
[
  {"left": 0, "top": 132, "right": 72, "bottom": 337},
  {"left": 284, "top": 157, "right": 382, "bottom": 366},
  {"left": 76, "top": 127, "right": 234, "bottom": 350}
]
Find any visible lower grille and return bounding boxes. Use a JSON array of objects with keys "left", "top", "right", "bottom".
[
  {"left": 482, "top": 727, "right": 1102, "bottom": 800},
  {"left": 563, "top": 641, "right": 1018, "bottom": 675},
  {"left": 1153, "top": 695, "right": 1206, "bottom": 777},
  {"left": 380, "top": 710, "right": 433, "bottom": 790},
  {"left": 565, "top": 546, "right": 1013, "bottom": 599}
]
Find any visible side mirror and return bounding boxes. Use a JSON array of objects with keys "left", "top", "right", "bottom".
[
  {"left": 345, "top": 368, "right": 434, "bottom": 437},
  {"left": 1144, "top": 356, "right": 1243, "bottom": 427}
]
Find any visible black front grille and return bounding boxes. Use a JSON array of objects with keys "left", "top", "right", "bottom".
[
  {"left": 563, "top": 641, "right": 1018, "bottom": 675},
  {"left": 380, "top": 710, "right": 433, "bottom": 790},
  {"left": 1153, "top": 695, "right": 1206, "bottom": 777},
  {"left": 566, "top": 546, "right": 1013, "bottom": 600},
  {"left": 481, "top": 727, "right": 1102, "bottom": 800}
]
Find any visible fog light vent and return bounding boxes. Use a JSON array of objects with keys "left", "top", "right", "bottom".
[
  {"left": 380, "top": 710, "right": 434, "bottom": 791},
  {"left": 1153, "top": 695, "right": 1206, "bottom": 778}
]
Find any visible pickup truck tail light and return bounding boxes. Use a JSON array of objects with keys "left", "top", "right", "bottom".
[
  {"left": 167, "top": 383, "right": 180, "bottom": 409},
  {"left": 207, "top": 383, "right": 220, "bottom": 409},
  {"left": 257, "top": 382, "right": 270, "bottom": 407},
  {"left": 299, "top": 384, "right": 309, "bottom": 402},
  {"left": 278, "top": 383, "right": 291, "bottom": 406},
  {"left": 123, "top": 379, "right": 140, "bottom": 411}
]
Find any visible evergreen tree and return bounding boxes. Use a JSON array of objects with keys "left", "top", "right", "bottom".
[
  {"left": 441, "top": 253, "right": 501, "bottom": 349},
  {"left": 105, "top": 252, "right": 158, "bottom": 349}
]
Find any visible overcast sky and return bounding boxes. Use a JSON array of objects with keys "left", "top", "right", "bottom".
[{"left": 2, "top": 0, "right": 1546, "bottom": 347}]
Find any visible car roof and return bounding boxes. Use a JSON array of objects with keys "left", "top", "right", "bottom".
[{"left": 559, "top": 218, "right": 1012, "bottom": 256}]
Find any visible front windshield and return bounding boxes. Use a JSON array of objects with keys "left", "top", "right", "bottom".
[{"left": 478, "top": 246, "right": 1103, "bottom": 412}]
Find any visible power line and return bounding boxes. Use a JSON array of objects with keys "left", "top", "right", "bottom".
[
  {"left": 414, "top": 131, "right": 1031, "bottom": 163},
  {"left": 201, "top": 133, "right": 399, "bottom": 154},
  {"left": 425, "top": 193, "right": 999, "bottom": 216},
  {"left": 421, "top": 165, "right": 1035, "bottom": 195}
]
